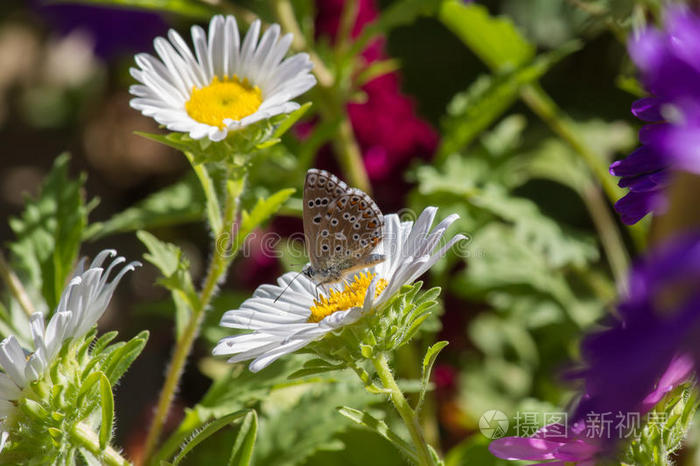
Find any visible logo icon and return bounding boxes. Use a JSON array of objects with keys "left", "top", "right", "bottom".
[{"left": 479, "top": 410, "right": 509, "bottom": 439}]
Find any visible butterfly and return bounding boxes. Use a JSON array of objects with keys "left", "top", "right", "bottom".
[{"left": 301, "top": 169, "right": 385, "bottom": 287}]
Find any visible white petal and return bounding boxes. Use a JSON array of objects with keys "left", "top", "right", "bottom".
[
  {"left": 0, "top": 336, "right": 27, "bottom": 388},
  {"left": 0, "top": 373, "right": 21, "bottom": 401},
  {"left": 248, "top": 338, "right": 311, "bottom": 372},
  {"left": 0, "top": 430, "right": 8, "bottom": 453}
]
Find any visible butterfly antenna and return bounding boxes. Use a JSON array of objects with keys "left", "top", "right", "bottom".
[{"left": 274, "top": 271, "right": 303, "bottom": 303}]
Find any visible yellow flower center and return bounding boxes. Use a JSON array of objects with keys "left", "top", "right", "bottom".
[
  {"left": 308, "top": 272, "right": 388, "bottom": 323},
  {"left": 185, "top": 76, "right": 262, "bottom": 128}
]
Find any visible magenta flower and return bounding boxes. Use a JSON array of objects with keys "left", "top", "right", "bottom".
[
  {"left": 314, "top": 0, "right": 437, "bottom": 181},
  {"left": 612, "top": 7, "right": 700, "bottom": 224}
]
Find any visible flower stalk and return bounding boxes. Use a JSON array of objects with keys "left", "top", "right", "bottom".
[
  {"left": 142, "top": 172, "right": 246, "bottom": 465},
  {"left": 70, "top": 422, "right": 130, "bottom": 466},
  {"left": 271, "top": 0, "right": 371, "bottom": 193},
  {"left": 372, "top": 353, "right": 437, "bottom": 466}
]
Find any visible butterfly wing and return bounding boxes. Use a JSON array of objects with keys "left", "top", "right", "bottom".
[
  {"left": 323, "top": 187, "right": 384, "bottom": 267},
  {"left": 303, "top": 169, "right": 349, "bottom": 270}
]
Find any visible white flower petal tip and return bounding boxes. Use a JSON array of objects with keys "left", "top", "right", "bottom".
[
  {"left": 214, "top": 207, "right": 461, "bottom": 371},
  {"left": 129, "top": 14, "right": 316, "bottom": 142}
]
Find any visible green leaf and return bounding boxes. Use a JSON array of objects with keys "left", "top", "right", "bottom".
[
  {"left": 90, "top": 174, "right": 205, "bottom": 239},
  {"left": 227, "top": 410, "right": 258, "bottom": 466},
  {"left": 97, "top": 373, "right": 114, "bottom": 449},
  {"left": 439, "top": 1, "right": 534, "bottom": 72},
  {"left": 269, "top": 102, "right": 312, "bottom": 141},
  {"left": 47, "top": 0, "right": 217, "bottom": 19},
  {"left": 288, "top": 358, "right": 348, "bottom": 379},
  {"left": 101, "top": 330, "right": 149, "bottom": 385},
  {"left": 9, "top": 153, "right": 90, "bottom": 310},
  {"left": 416, "top": 341, "right": 448, "bottom": 412},
  {"left": 439, "top": 42, "right": 581, "bottom": 158},
  {"left": 137, "top": 231, "right": 198, "bottom": 336},
  {"left": 172, "top": 410, "right": 250, "bottom": 466},
  {"left": 337, "top": 407, "right": 419, "bottom": 464}
]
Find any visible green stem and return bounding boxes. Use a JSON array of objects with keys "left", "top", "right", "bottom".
[
  {"left": 580, "top": 183, "right": 629, "bottom": 288},
  {"left": 520, "top": 83, "right": 620, "bottom": 204},
  {"left": 0, "top": 251, "right": 35, "bottom": 318},
  {"left": 70, "top": 422, "right": 130, "bottom": 466},
  {"left": 333, "top": 116, "right": 371, "bottom": 193},
  {"left": 520, "top": 83, "right": 645, "bottom": 251},
  {"left": 142, "top": 173, "right": 246, "bottom": 465},
  {"left": 372, "top": 353, "right": 437, "bottom": 466}
]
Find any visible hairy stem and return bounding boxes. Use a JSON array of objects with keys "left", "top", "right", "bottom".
[
  {"left": 372, "top": 353, "right": 437, "bottom": 466},
  {"left": 271, "top": 0, "right": 371, "bottom": 193},
  {"left": 142, "top": 173, "right": 245, "bottom": 465},
  {"left": 70, "top": 422, "right": 130, "bottom": 466},
  {"left": 0, "top": 251, "right": 35, "bottom": 318}
]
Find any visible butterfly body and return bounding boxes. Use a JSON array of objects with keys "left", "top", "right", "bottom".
[{"left": 302, "top": 169, "right": 385, "bottom": 287}]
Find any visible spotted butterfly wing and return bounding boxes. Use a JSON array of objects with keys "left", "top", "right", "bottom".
[{"left": 303, "top": 169, "right": 384, "bottom": 285}]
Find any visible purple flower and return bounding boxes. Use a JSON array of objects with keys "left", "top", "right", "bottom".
[
  {"left": 572, "top": 232, "right": 700, "bottom": 421},
  {"left": 489, "top": 355, "right": 692, "bottom": 464},
  {"left": 612, "top": 7, "right": 700, "bottom": 224}
]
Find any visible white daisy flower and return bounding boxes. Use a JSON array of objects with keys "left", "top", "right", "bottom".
[
  {"left": 129, "top": 15, "right": 316, "bottom": 142},
  {"left": 213, "top": 207, "right": 465, "bottom": 372},
  {"left": 0, "top": 250, "right": 139, "bottom": 449}
]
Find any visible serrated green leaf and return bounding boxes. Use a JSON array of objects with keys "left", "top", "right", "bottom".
[
  {"left": 240, "top": 188, "right": 296, "bottom": 235},
  {"left": 172, "top": 410, "right": 250, "bottom": 466},
  {"left": 137, "top": 231, "right": 198, "bottom": 336},
  {"left": 227, "top": 410, "right": 258, "bottom": 466},
  {"left": 337, "top": 407, "right": 419, "bottom": 464},
  {"left": 91, "top": 174, "right": 205, "bottom": 239},
  {"left": 440, "top": 1, "right": 534, "bottom": 72},
  {"left": 8, "top": 153, "right": 90, "bottom": 311},
  {"left": 416, "top": 341, "right": 448, "bottom": 412}
]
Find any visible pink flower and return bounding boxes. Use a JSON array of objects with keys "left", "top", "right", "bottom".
[{"left": 314, "top": 0, "right": 437, "bottom": 181}]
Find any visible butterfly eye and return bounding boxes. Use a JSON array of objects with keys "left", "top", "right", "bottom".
[
  {"left": 315, "top": 198, "right": 322, "bottom": 206},
  {"left": 318, "top": 176, "right": 326, "bottom": 186},
  {"left": 308, "top": 174, "right": 317, "bottom": 185},
  {"left": 335, "top": 245, "right": 342, "bottom": 252},
  {"left": 322, "top": 244, "right": 329, "bottom": 252},
  {"left": 350, "top": 216, "right": 356, "bottom": 222},
  {"left": 352, "top": 233, "right": 360, "bottom": 241},
  {"left": 321, "top": 230, "right": 329, "bottom": 237},
  {"left": 307, "top": 200, "right": 314, "bottom": 207},
  {"left": 353, "top": 223, "right": 360, "bottom": 230},
  {"left": 313, "top": 215, "right": 322, "bottom": 224},
  {"left": 331, "top": 218, "right": 339, "bottom": 226},
  {"left": 321, "top": 198, "right": 329, "bottom": 205},
  {"left": 343, "top": 213, "right": 350, "bottom": 220},
  {"left": 360, "top": 201, "right": 367, "bottom": 208}
]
